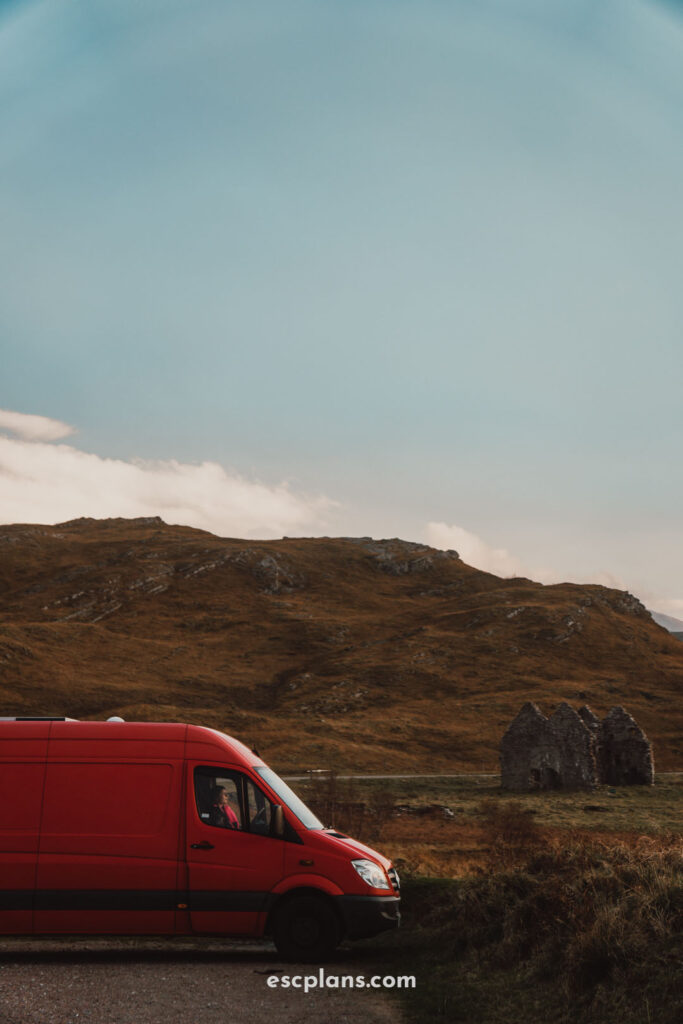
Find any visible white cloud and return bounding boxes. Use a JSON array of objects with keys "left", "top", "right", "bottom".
[
  {"left": 425, "top": 520, "right": 632, "bottom": 588},
  {"left": 425, "top": 521, "right": 525, "bottom": 578},
  {"left": 424, "top": 520, "right": 683, "bottom": 618},
  {"left": 0, "top": 408, "right": 76, "bottom": 442},
  {"left": 0, "top": 426, "right": 335, "bottom": 538},
  {"left": 644, "top": 598, "right": 683, "bottom": 622}
]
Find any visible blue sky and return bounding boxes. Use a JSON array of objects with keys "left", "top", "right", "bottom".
[{"left": 1, "top": 0, "right": 682, "bottom": 615}]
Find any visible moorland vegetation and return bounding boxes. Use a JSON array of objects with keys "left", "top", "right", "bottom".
[{"left": 0, "top": 516, "right": 681, "bottom": 770}]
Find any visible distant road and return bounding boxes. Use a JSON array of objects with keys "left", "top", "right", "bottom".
[
  {"left": 284, "top": 773, "right": 499, "bottom": 781},
  {"left": 283, "top": 772, "right": 682, "bottom": 781}
]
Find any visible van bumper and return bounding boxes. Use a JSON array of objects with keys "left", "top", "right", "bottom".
[{"left": 335, "top": 894, "right": 401, "bottom": 940}]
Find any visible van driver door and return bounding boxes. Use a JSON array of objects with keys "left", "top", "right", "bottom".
[{"left": 186, "top": 764, "right": 286, "bottom": 936}]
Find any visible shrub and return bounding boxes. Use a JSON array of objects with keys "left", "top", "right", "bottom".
[
  {"left": 390, "top": 836, "right": 683, "bottom": 1024},
  {"left": 478, "top": 798, "right": 547, "bottom": 868},
  {"left": 305, "top": 771, "right": 395, "bottom": 843}
]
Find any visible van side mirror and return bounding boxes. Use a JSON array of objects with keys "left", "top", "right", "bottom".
[{"left": 272, "top": 804, "right": 285, "bottom": 838}]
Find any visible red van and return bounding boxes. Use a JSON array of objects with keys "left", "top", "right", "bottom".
[{"left": 0, "top": 718, "right": 400, "bottom": 960}]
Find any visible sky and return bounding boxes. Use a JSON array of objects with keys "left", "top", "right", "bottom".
[{"left": 1, "top": 0, "right": 682, "bottom": 617}]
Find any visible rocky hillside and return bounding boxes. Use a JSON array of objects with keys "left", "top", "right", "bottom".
[{"left": 0, "top": 517, "right": 681, "bottom": 770}]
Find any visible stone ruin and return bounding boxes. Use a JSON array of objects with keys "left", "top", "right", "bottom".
[
  {"left": 500, "top": 701, "right": 654, "bottom": 791},
  {"left": 598, "top": 706, "right": 656, "bottom": 786}
]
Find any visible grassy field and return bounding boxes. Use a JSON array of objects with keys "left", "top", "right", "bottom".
[
  {"left": 292, "top": 772, "right": 683, "bottom": 877},
  {"left": 3, "top": 519, "right": 683, "bottom": 773},
  {"left": 296, "top": 771, "right": 683, "bottom": 830},
  {"left": 293, "top": 773, "right": 683, "bottom": 1024}
]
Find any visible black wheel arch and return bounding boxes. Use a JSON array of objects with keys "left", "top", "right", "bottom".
[{"left": 265, "top": 886, "right": 346, "bottom": 938}]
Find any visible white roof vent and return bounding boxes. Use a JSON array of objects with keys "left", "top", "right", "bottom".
[{"left": 106, "top": 716, "right": 125, "bottom": 723}]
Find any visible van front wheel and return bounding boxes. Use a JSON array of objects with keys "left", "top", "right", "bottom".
[{"left": 272, "top": 895, "right": 341, "bottom": 962}]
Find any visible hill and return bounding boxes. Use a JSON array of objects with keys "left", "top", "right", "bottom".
[{"left": 0, "top": 517, "right": 681, "bottom": 770}]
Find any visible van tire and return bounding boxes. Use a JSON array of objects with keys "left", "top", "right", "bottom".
[{"left": 271, "top": 894, "right": 341, "bottom": 962}]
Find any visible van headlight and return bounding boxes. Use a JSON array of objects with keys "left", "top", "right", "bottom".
[{"left": 351, "top": 859, "right": 389, "bottom": 889}]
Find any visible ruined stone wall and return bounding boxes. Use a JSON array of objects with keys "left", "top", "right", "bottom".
[
  {"left": 549, "top": 703, "right": 598, "bottom": 790},
  {"left": 599, "top": 706, "right": 654, "bottom": 785},
  {"left": 500, "top": 702, "right": 563, "bottom": 791},
  {"left": 500, "top": 702, "right": 654, "bottom": 790}
]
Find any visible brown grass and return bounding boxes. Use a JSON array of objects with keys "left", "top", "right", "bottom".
[
  {"left": 291, "top": 773, "right": 683, "bottom": 879},
  {"left": 303, "top": 771, "right": 397, "bottom": 843},
  {"left": 1, "top": 517, "right": 682, "bottom": 772},
  {"left": 386, "top": 834, "right": 682, "bottom": 1024}
]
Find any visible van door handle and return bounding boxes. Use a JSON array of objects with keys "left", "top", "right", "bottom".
[{"left": 190, "top": 841, "right": 215, "bottom": 850}]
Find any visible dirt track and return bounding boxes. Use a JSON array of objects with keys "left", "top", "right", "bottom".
[{"left": 0, "top": 939, "right": 404, "bottom": 1024}]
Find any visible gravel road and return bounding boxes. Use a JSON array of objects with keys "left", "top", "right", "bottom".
[{"left": 0, "top": 939, "right": 405, "bottom": 1024}]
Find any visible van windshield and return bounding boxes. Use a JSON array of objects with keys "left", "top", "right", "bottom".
[{"left": 254, "top": 767, "right": 323, "bottom": 830}]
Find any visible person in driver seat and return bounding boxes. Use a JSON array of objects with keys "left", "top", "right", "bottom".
[{"left": 210, "top": 785, "right": 240, "bottom": 829}]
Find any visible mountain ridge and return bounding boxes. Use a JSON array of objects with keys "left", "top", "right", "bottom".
[{"left": 1, "top": 517, "right": 681, "bottom": 770}]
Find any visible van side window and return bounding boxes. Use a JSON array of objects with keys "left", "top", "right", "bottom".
[
  {"left": 194, "top": 768, "right": 244, "bottom": 830},
  {"left": 193, "top": 768, "right": 276, "bottom": 837},
  {"left": 245, "top": 778, "right": 273, "bottom": 837}
]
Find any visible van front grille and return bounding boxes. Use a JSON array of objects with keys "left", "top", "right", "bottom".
[{"left": 388, "top": 867, "right": 400, "bottom": 893}]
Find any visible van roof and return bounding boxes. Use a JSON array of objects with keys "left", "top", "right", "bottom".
[{"left": 0, "top": 719, "right": 265, "bottom": 769}]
